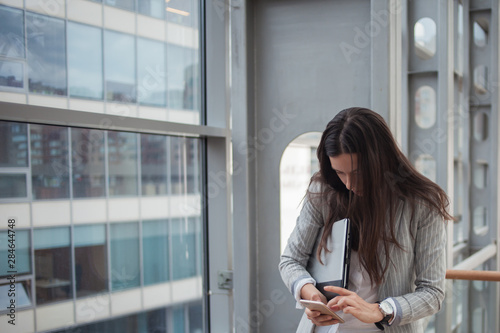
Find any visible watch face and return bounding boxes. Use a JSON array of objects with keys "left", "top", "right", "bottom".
[{"left": 380, "top": 301, "right": 393, "bottom": 316}]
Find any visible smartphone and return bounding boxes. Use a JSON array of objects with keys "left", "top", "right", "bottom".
[{"left": 299, "top": 299, "right": 345, "bottom": 323}]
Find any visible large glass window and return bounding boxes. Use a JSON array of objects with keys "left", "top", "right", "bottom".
[
  {"left": 141, "top": 134, "right": 167, "bottom": 196},
  {"left": 137, "top": 38, "right": 166, "bottom": 106},
  {"left": 104, "top": 30, "right": 136, "bottom": 103},
  {"left": 108, "top": 131, "right": 138, "bottom": 196},
  {"left": 167, "top": 44, "right": 199, "bottom": 111},
  {"left": 34, "top": 227, "right": 72, "bottom": 304},
  {"left": 74, "top": 224, "right": 108, "bottom": 297},
  {"left": 0, "top": 229, "right": 31, "bottom": 277},
  {"left": 0, "top": 121, "right": 28, "bottom": 167},
  {"left": 171, "top": 218, "right": 198, "bottom": 280},
  {"left": 67, "top": 22, "right": 103, "bottom": 100},
  {"left": 110, "top": 222, "right": 140, "bottom": 290},
  {"left": 26, "top": 12, "right": 66, "bottom": 95},
  {"left": 31, "top": 124, "right": 70, "bottom": 200},
  {"left": 105, "top": 0, "right": 135, "bottom": 12},
  {"left": 0, "top": 173, "right": 27, "bottom": 198},
  {"left": 142, "top": 220, "right": 169, "bottom": 285},
  {"left": 0, "top": 5, "right": 25, "bottom": 58},
  {"left": 0, "top": 121, "right": 28, "bottom": 198},
  {"left": 0, "top": 60, "right": 23, "bottom": 89},
  {"left": 138, "top": 0, "right": 164, "bottom": 19},
  {"left": 72, "top": 128, "right": 106, "bottom": 198},
  {"left": 166, "top": 0, "right": 199, "bottom": 28},
  {"left": 0, "top": 6, "right": 25, "bottom": 89}
]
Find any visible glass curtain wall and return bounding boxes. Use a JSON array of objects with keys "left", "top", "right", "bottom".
[{"left": 0, "top": 0, "right": 205, "bottom": 331}]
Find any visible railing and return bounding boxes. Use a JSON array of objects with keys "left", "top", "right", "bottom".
[{"left": 446, "top": 270, "right": 500, "bottom": 282}]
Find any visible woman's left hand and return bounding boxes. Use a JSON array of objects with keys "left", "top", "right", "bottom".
[{"left": 324, "top": 286, "right": 384, "bottom": 324}]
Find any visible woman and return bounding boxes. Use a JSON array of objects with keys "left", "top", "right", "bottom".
[{"left": 279, "top": 107, "right": 454, "bottom": 332}]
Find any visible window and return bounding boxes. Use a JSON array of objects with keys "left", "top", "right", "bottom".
[
  {"left": 34, "top": 227, "right": 72, "bottom": 304},
  {"left": 108, "top": 131, "right": 138, "bottom": 196},
  {"left": 105, "top": 0, "right": 135, "bottom": 12},
  {"left": 171, "top": 218, "right": 199, "bottom": 280},
  {"left": 74, "top": 224, "right": 108, "bottom": 297},
  {"left": 0, "top": 5, "right": 25, "bottom": 89},
  {"left": 171, "top": 137, "right": 201, "bottom": 195},
  {"left": 0, "top": 5, "right": 25, "bottom": 59},
  {"left": 167, "top": 45, "right": 200, "bottom": 111},
  {"left": 104, "top": 30, "right": 136, "bottom": 103},
  {"left": 67, "top": 22, "right": 103, "bottom": 100},
  {"left": 31, "top": 124, "right": 70, "bottom": 200},
  {"left": 141, "top": 134, "right": 168, "bottom": 196},
  {"left": 26, "top": 12, "right": 67, "bottom": 95},
  {"left": 72, "top": 128, "right": 106, "bottom": 198},
  {"left": 137, "top": 38, "right": 166, "bottom": 107},
  {"left": 0, "top": 230, "right": 31, "bottom": 277},
  {"left": 142, "top": 220, "right": 169, "bottom": 285},
  {"left": 138, "top": 0, "right": 165, "bottom": 19},
  {"left": 166, "top": 0, "right": 199, "bottom": 28},
  {"left": 110, "top": 222, "right": 140, "bottom": 290},
  {"left": 0, "top": 121, "right": 28, "bottom": 167}
]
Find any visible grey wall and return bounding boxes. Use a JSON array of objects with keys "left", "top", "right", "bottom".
[{"left": 251, "top": 0, "right": 372, "bottom": 331}]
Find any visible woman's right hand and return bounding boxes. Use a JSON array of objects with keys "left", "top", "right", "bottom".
[{"left": 300, "top": 284, "right": 340, "bottom": 326}]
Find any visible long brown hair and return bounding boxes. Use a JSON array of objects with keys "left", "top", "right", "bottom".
[{"left": 309, "top": 107, "right": 453, "bottom": 285}]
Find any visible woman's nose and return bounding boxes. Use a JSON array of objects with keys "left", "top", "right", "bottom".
[{"left": 344, "top": 176, "right": 352, "bottom": 190}]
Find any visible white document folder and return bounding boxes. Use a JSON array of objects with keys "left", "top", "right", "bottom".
[{"left": 307, "top": 218, "right": 351, "bottom": 300}]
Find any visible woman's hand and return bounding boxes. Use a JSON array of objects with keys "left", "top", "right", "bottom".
[
  {"left": 324, "top": 286, "right": 384, "bottom": 323},
  {"left": 300, "top": 284, "right": 341, "bottom": 326}
]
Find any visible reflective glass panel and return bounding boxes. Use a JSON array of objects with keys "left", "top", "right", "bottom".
[
  {"left": 0, "top": 280, "right": 32, "bottom": 309},
  {"left": 0, "top": 121, "right": 28, "bottom": 167},
  {"left": 143, "top": 220, "right": 169, "bottom": 285},
  {"left": 34, "top": 227, "right": 72, "bottom": 304},
  {"left": 173, "top": 306, "right": 186, "bottom": 332},
  {"left": 186, "top": 138, "right": 200, "bottom": 194},
  {"left": 414, "top": 17, "right": 437, "bottom": 60},
  {"left": 473, "top": 162, "right": 487, "bottom": 189},
  {"left": 108, "top": 131, "right": 138, "bottom": 196},
  {"left": 473, "top": 206, "right": 488, "bottom": 235},
  {"left": 110, "top": 222, "right": 140, "bottom": 290},
  {"left": 0, "top": 60, "right": 23, "bottom": 88},
  {"left": 166, "top": 0, "right": 199, "bottom": 28},
  {"left": 0, "top": 230, "right": 30, "bottom": 277},
  {"left": 474, "top": 65, "right": 487, "bottom": 95},
  {"left": 0, "top": 173, "right": 27, "bottom": 198},
  {"left": 104, "top": 30, "right": 136, "bottom": 102},
  {"left": 26, "top": 12, "right": 67, "bottom": 95},
  {"left": 473, "top": 112, "right": 489, "bottom": 141},
  {"left": 74, "top": 224, "right": 108, "bottom": 297},
  {"left": 415, "top": 154, "right": 436, "bottom": 182},
  {"left": 473, "top": 20, "right": 488, "bottom": 47},
  {"left": 415, "top": 86, "right": 436, "bottom": 129},
  {"left": 167, "top": 44, "right": 200, "bottom": 112},
  {"left": 141, "top": 134, "right": 167, "bottom": 196},
  {"left": 137, "top": 38, "right": 166, "bottom": 106},
  {"left": 188, "top": 302, "right": 203, "bottom": 333},
  {"left": 31, "top": 124, "right": 70, "bottom": 200},
  {"left": 72, "top": 128, "right": 106, "bottom": 198},
  {"left": 105, "top": 0, "right": 134, "bottom": 12},
  {"left": 0, "top": 5, "right": 25, "bottom": 58},
  {"left": 280, "top": 132, "right": 321, "bottom": 254},
  {"left": 170, "top": 136, "right": 185, "bottom": 195},
  {"left": 171, "top": 218, "right": 198, "bottom": 280},
  {"left": 68, "top": 22, "right": 103, "bottom": 100},
  {"left": 170, "top": 137, "right": 200, "bottom": 195},
  {"left": 138, "top": 0, "right": 164, "bottom": 19}
]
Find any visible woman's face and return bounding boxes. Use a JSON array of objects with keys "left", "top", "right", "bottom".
[{"left": 329, "top": 153, "right": 362, "bottom": 196}]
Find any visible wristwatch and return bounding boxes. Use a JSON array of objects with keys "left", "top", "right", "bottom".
[{"left": 375, "top": 299, "right": 394, "bottom": 329}]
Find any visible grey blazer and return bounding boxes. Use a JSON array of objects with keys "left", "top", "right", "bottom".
[{"left": 279, "top": 186, "right": 446, "bottom": 333}]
